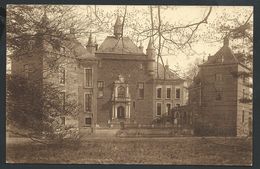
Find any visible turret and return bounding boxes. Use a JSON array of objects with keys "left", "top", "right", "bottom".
[
  {"left": 86, "top": 32, "right": 96, "bottom": 54},
  {"left": 146, "top": 38, "right": 156, "bottom": 76},
  {"left": 37, "top": 7, "right": 50, "bottom": 34},
  {"left": 114, "top": 15, "right": 123, "bottom": 39}
]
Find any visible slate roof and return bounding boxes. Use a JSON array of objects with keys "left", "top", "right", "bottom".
[
  {"left": 155, "top": 63, "right": 183, "bottom": 80},
  {"left": 96, "top": 36, "right": 144, "bottom": 55},
  {"left": 63, "top": 35, "right": 97, "bottom": 60},
  {"left": 202, "top": 44, "right": 238, "bottom": 66}
]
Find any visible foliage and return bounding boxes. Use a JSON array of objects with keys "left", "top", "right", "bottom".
[{"left": 6, "top": 74, "right": 79, "bottom": 144}]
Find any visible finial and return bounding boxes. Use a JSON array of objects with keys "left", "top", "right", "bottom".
[
  {"left": 87, "top": 31, "right": 94, "bottom": 46},
  {"left": 147, "top": 38, "right": 154, "bottom": 50},
  {"left": 224, "top": 35, "right": 229, "bottom": 47},
  {"left": 114, "top": 15, "right": 123, "bottom": 38}
]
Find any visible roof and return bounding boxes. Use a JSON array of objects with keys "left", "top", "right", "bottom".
[
  {"left": 202, "top": 43, "right": 238, "bottom": 66},
  {"left": 96, "top": 36, "right": 144, "bottom": 55},
  {"left": 155, "top": 63, "right": 183, "bottom": 80},
  {"left": 63, "top": 35, "right": 96, "bottom": 60}
]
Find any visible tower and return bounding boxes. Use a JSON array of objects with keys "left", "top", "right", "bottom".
[
  {"left": 86, "top": 32, "right": 96, "bottom": 54},
  {"left": 114, "top": 15, "right": 123, "bottom": 39},
  {"left": 146, "top": 38, "right": 155, "bottom": 76}
]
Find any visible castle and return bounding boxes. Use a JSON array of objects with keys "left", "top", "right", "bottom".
[
  {"left": 10, "top": 13, "right": 252, "bottom": 137},
  {"left": 187, "top": 37, "right": 253, "bottom": 136},
  {"left": 11, "top": 14, "right": 188, "bottom": 134}
]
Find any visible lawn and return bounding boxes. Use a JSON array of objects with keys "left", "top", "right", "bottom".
[{"left": 6, "top": 137, "right": 252, "bottom": 165}]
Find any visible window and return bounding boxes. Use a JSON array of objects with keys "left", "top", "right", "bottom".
[
  {"left": 217, "top": 55, "right": 224, "bottom": 63},
  {"left": 84, "top": 68, "right": 92, "bottom": 87},
  {"left": 52, "top": 39, "right": 61, "bottom": 51},
  {"left": 84, "top": 93, "right": 92, "bottom": 112},
  {"left": 242, "top": 110, "right": 245, "bottom": 123},
  {"left": 215, "top": 73, "right": 223, "bottom": 81},
  {"left": 242, "top": 89, "right": 245, "bottom": 99},
  {"left": 98, "top": 60, "right": 102, "bottom": 68},
  {"left": 216, "top": 87, "right": 223, "bottom": 101},
  {"left": 166, "top": 103, "right": 171, "bottom": 115},
  {"left": 60, "top": 92, "right": 65, "bottom": 111},
  {"left": 156, "top": 102, "right": 162, "bottom": 116},
  {"left": 133, "top": 101, "right": 136, "bottom": 109},
  {"left": 24, "top": 64, "right": 32, "bottom": 79},
  {"left": 139, "top": 63, "right": 143, "bottom": 70},
  {"left": 85, "top": 118, "right": 92, "bottom": 126},
  {"left": 138, "top": 82, "right": 144, "bottom": 99},
  {"left": 61, "top": 116, "right": 65, "bottom": 125},
  {"left": 157, "top": 87, "right": 162, "bottom": 99},
  {"left": 59, "top": 66, "right": 65, "bottom": 84},
  {"left": 60, "top": 46, "right": 66, "bottom": 54},
  {"left": 166, "top": 87, "right": 171, "bottom": 99},
  {"left": 175, "top": 87, "right": 181, "bottom": 99},
  {"left": 117, "top": 86, "right": 125, "bottom": 98},
  {"left": 176, "top": 104, "right": 180, "bottom": 107},
  {"left": 97, "top": 81, "right": 104, "bottom": 98}
]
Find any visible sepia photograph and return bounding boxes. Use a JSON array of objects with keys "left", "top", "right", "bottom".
[{"left": 5, "top": 4, "right": 253, "bottom": 165}]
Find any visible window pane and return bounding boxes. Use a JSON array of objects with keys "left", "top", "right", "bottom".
[
  {"left": 166, "top": 103, "right": 171, "bottom": 115},
  {"left": 176, "top": 88, "right": 180, "bottom": 99},
  {"left": 138, "top": 83, "right": 144, "bottom": 98},
  {"left": 118, "top": 86, "right": 125, "bottom": 98},
  {"left": 85, "top": 69, "right": 92, "bottom": 87},
  {"left": 98, "top": 81, "right": 104, "bottom": 97},
  {"left": 59, "top": 66, "right": 65, "bottom": 84},
  {"left": 60, "top": 92, "right": 65, "bottom": 111},
  {"left": 167, "top": 88, "right": 171, "bottom": 98},
  {"left": 157, "top": 88, "right": 162, "bottom": 98},
  {"left": 157, "top": 103, "right": 161, "bottom": 115},
  {"left": 85, "top": 118, "right": 92, "bottom": 126},
  {"left": 85, "top": 94, "right": 92, "bottom": 112}
]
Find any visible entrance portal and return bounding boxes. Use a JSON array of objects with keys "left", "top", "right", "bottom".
[{"left": 117, "top": 106, "right": 125, "bottom": 119}]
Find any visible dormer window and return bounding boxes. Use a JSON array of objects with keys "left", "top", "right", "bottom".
[{"left": 217, "top": 55, "right": 224, "bottom": 63}]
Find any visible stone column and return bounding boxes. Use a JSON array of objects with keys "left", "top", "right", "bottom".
[{"left": 112, "top": 104, "right": 115, "bottom": 120}]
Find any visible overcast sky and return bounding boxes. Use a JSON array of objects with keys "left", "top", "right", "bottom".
[
  {"left": 7, "top": 5, "right": 253, "bottom": 75},
  {"left": 75, "top": 5, "right": 253, "bottom": 73}
]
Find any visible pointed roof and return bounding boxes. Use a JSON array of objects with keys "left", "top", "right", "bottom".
[
  {"left": 114, "top": 15, "right": 122, "bottom": 27},
  {"left": 202, "top": 37, "right": 238, "bottom": 66},
  {"left": 147, "top": 38, "right": 154, "bottom": 50},
  {"left": 155, "top": 63, "right": 183, "bottom": 80},
  {"left": 41, "top": 7, "right": 49, "bottom": 27},
  {"left": 63, "top": 35, "right": 96, "bottom": 60},
  {"left": 96, "top": 36, "right": 145, "bottom": 55},
  {"left": 87, "top": 32, "right": 95, "bottom": 46}
]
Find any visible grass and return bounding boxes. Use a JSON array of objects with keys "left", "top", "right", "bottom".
[{"left": 6, "top": 137, "right": 252, "bottom": 165}]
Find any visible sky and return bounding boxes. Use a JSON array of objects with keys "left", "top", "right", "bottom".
[
  {"left": 75, "top": 5, "right": 253, "bottom": 73},
  {"left": 6, "top": 5, "right": 253, "bottom": 75}
]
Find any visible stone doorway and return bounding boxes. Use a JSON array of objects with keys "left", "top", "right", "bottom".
[{"left": 117, "top": 106, "right": 125, "bottom": 119}]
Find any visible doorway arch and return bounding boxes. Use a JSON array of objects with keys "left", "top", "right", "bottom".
[{"left": 117, "top": 106, "right": 125, "bottom": 119}]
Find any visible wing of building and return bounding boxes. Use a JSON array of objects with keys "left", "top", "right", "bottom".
[
  {"left": 188, "top": 37, "right": 252, "bottom": 136},
  {"left": 11, "top": 15, "right": 187, "bottom": 134}
]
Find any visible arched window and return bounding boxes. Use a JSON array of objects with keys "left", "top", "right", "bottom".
[{"left": 117, "top": 86, "right": 125, "bottom": 98}]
